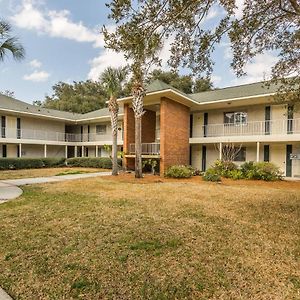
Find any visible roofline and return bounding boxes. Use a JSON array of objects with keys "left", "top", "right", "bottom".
[
  {"left": 118, "top": 89, "right": 276, "bottom": 106},
  {"left": 0, "top": 108, "right": 76, "bottom": 122},
  {"left": 0, "top": 107, "right": 118, "bottom": 122},
  {"left": 197, "top": 92, "right": 276, "bottom": 105},
  {"left": 77, "top": 113, "right": 124, "bottom": 122},
  {"left": 118, "top": 89, "right": 200, "bottom": 105}
]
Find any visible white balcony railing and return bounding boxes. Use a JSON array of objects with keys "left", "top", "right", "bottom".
[
  {"left": 129, "top": 143, "right": 160, "bottom": 155},
  {"left": 194, "top": 119, "right": 300, "bottom": 138},
  {"left": 1, "top": 127, "right": 122, "bottom": 143}
]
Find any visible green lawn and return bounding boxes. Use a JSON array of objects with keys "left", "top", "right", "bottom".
[
  {"left": 0, "top": 167, "right": 107, "bottom": 180},
  {"left": 0, "top": 176, "right": 300, "bottom": 299}
]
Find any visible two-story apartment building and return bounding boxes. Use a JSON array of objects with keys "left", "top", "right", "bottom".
[
  {"left": 0, "top": 94, "right": 124, "bottom": 160},
  {"left": 1, "top": 79, "right": 299, "bottom": 177}
]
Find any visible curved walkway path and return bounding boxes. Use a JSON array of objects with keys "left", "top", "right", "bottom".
[{"left": 0, "top": 171, "right": 111, "bottom": 203}]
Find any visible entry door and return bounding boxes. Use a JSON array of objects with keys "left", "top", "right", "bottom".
[
  {"left": 202, "top": 145, "right": 207, "bottom": 172},
  {"left": 286, "top": 144, "right": 293, "bottom": 177}
]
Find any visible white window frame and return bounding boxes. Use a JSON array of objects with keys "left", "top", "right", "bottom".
[{"left": 224, "top": 112, "right": 248, "bottom": 126}]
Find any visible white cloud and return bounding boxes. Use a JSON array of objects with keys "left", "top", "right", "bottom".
[
  {"left": 220, "top": 42, "right": 232, "bottom": 60},
  {"left": 87, "top": 36, "right": 176, "bottom": 81},
  {"left": 231, "top": 53, "right": 278, "bottom": 85},
  {"left": 211, "top": 75, "right": 222, "bottom": 85},
  {"left": 23, "top": 70, "right": 50, "bottom": 82},
  {"left": 11, "top": 0, "right": 103, "bottom": 47},
  {"left": 88, "top": 50, "right": 128, "bottom": 81},
  {"left": 29, "top": 59, "right": 42, "bottom": 68}
]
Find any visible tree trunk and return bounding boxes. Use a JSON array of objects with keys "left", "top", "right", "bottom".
[
  {"left": 109, "top": 96, "right": 119, "bottom": 176},
  {"left": 131, "top": 81, "right": 145, "bottom": 179},
  {"left": 135, "top": 115, "right": 142, "bottom": 178},
  {"left": 112, "top": 130, "right": 118, "bottom": 175}
]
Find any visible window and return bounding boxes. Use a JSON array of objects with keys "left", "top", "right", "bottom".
[
  {"left": 96, "top": 125, "right": 106, "bottom": 135},
  {"left": 234, "top": 147, "right": 246, "bottom": 162},
  {"left": 224, "top": 112, "right": 247, "bottom": 125}
]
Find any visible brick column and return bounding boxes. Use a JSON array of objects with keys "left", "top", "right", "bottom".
[{"left": 160, "top": 97, "right": 190, "bottom": 175}]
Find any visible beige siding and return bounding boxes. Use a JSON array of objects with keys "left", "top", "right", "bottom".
[
  {"left": 7, "top": 144, "right": 17, "bottom": 158},
  {"left": 21, "top": 116, "right": 65, "bottom": 133},
  {"left": 192, "top": 113, "right": 203, "bottom": 137},
  {"left": 191, "top": 144, "right": 201, "bottom": 169}
]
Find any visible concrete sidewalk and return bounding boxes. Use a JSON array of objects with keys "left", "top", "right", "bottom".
[
  {"left": 0, "top": 287, "right": 13, "bottom": 300},
  {"left": 0, "top": 171, "right": 111, "bottom": 203}
]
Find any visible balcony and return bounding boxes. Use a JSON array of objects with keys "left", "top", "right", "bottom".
[
  {"left": 129, "top": 143, "right": 160, "bottom": 155},
  {"left": 194, "top": 119, "right": 300, "bottom": 139},
  {"left": 0, "top": 127, "right": 122, "bottom": 144}
]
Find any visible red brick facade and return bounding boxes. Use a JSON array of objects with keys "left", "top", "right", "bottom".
[
  {"left": 123, "top": 105, "right": 157, "bottom": 170},
  {"left": 160, "top": 97, "right": 190, "bottom": 174},
  {"left": 142, "top": 109, "right": 156, "bottom": 143}
]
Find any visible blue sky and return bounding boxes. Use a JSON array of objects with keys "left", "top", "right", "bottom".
[{"left": 0, "top": 0, "right": 278, "bottom": 104}]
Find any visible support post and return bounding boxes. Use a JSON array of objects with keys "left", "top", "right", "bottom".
[
  {"left": 256, "top": 142, "right": 260, "bottom": 162},
  {"left": 219, "top": 142, "right": 222, "bottom": 160},
  {"left": 95, "top": 145, "right": 98, "bottom": 158},
  {"left": 65, "top": 145, "right": 68, "bottom": 158},
  {"left": 82, "top": 146, "right": 84, "bottom": 157},
  {"left": 44, "top": 144, "right": 47, "bottom": 158},
  {"left": 74, "top": 146, "right": 78, "bottom": 158}
]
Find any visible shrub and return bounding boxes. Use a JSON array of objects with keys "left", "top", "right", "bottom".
[
  {"left": 0, "top": 157, "right": 68, "bottom": 170},
  {"left": 0, "top": 158, "right": 44, "bottom": 170},
  {"left": 211, "top": 160, "right": 237, "bottom": 177},
  {"left": 228, "top": 169, "right": 244, "bottom": 180},
  {"left": 41, "top": 157, "right": 66, "bottom": 167},
  {"left": 165, "top": 165, "right": 193, "bottom": 178},
  {"left": 208, "top": 160, "right": 282, "bottom": 181},
  {"left": 192, "top": 168, "right": 203, "bottom": 176},
  {"left": 66, "top": 157, "right": 122, "bottom": 169},
  {"left": 203, "top": 168, "right": 221, "bottom": 182},
  {"left": 240, "top": 161, "right": 255, "bottom": 176},
  {"left": 248, "top": 162, "right": 282, "bottom": 181}
]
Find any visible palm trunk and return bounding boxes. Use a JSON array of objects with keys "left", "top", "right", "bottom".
[
  {"left": 135, "top": 116, "right": 142, "bottom": 178},
  {"left": 109, "top": 96, "right": 119, "bottom": 176},
  {"left": 112, "top": 130, "right": 118, "bottom": 175},
  {"left": 132, "top": 81, "right": 145, "bottom": 179}
]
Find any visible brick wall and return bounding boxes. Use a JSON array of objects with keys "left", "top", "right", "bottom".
[
  {"left": 123, "top": 104, "right": 135, "bottom": 154},
  {"left": 160, "top": 97, "right": 190, "bottom": 174},
  {"left": 123, "top": 105, "right": 157, "bottom": 170},
  {"left": 142, "top": 109, "right": 156, "bottom": 143}
]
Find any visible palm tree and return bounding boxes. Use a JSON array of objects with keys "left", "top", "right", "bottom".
[
  {"left": 0, "top": 20, "right": 25, "bottom": 62},
  {"left": 101, "top": 67, "right": 127, "bottom": 175}
]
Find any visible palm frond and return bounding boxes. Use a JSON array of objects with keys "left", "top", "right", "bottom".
[
  {"left": 0, "top": 37, "right": 25, "bottom": 62},
  {"left": 101, "top": 66, "right": 128, "bottom": 98}
]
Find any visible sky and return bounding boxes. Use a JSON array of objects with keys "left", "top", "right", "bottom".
[{"left": 0, "top": 0, "right": 278, "bottom": 104}]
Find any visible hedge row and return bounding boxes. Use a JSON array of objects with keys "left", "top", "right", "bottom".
[
  {"left": 0, "top": 157, "right": 66, "bottom": 170},
  {"left": 0, "top": 157, "right": 121, "bottom": 170},
  {"left": 66, "top": 157, "right": 122, "bottom": 169}
]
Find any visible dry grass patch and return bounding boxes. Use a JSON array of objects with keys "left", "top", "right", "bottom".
[
  {"left": 0, "top": 176, "right": 300, "bottom": 299},
  {"left": 0, "top": 167, "right": 107, "bottom": 180}
]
